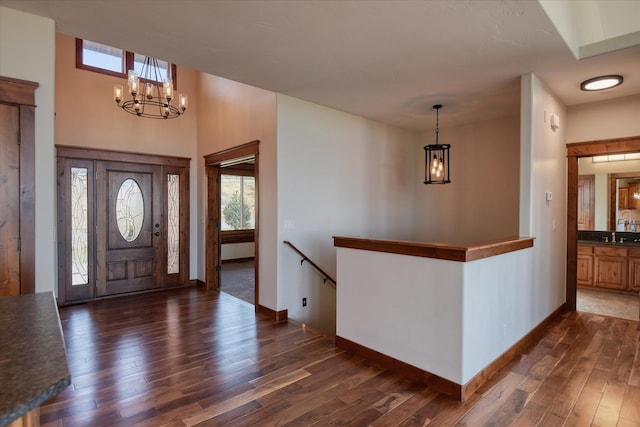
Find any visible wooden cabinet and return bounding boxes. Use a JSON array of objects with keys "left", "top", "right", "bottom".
[
  {"left": 627, "top": 248, "right": 640, "bottom": 292},
  {"left": 580, "top": 243, "right": 640, "bottom": 294},
  {"left": 594, "top": 246, "right": 628, "bottom": 290},
  {"left": 577, "top": 244, "right": 594, "bottom": 287}
]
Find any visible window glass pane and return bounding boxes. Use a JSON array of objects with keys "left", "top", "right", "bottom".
[
  {"left": 115, "top": 179, "right": 144, "bottom": 242},
  {"left": 71, "top": 167, "right": 89, "bottom": 286},
  {"left": 82, "top": 40, "right": 124, "bottom": 73},
  {"left": 134, "top": 53, "right": 170, "bottom": 82},
  {"left": 243, "top": 176, "right": 255, "bottom": 229},
  {"left": 221, "top": 174, "right": 255, "bottom": 230},
  {"left": 167, "top": 174, "right": 180, "bottom": 274}
]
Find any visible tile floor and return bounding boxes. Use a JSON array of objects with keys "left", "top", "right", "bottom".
[{"left": 577, "top": 288, "right": 640, "bottom": 321}]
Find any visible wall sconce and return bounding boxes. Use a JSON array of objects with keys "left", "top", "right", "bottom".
[{"left": 424, "top": 104, "right": 451, "bottom": 184}]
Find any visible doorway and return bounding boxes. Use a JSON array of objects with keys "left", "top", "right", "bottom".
[
  {"left": 204, "top": 141, "right": 259, "bottom": 308},
  {"left": 56, "top": 146, "right": 190, "bottom": 304},
  {"left": 567, "top": 136, "right": 640, "bottom": 320}
]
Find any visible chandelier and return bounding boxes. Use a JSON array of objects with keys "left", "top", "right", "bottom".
[
  {"left": 424, "top": 104, "right": 451, "bottom": 184},
  {"left": 113, "top": 56, "right": 187, "bottom": 119}
]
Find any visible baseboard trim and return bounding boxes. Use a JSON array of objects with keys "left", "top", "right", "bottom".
[
  {"left": 335, "top": 335, "right": 462, "bottom": 400},
  {"left": 189, "top": 279, "right": 205, "bottom": 287},
  {"left": 461, "top": 303, "right": 565, "bottom": 400},
  {"left": 221, "top": 257, "right": 255, "bottom": 264},
  {"left": 335, "top": 303, "right": 565, "bottom": 402},
  {"left": 257, "top": 304, "right": 288, "bottom": 322}
]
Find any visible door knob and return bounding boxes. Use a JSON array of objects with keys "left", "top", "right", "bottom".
[{"left": 154, "top": 232, "right": 160, "bottom": 237}]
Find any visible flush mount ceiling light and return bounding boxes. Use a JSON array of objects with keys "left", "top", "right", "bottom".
[
  {"left": 424, "top": 104, "right": 451, "bottom": 184},
  {"left": 113, "top": 56, "right": 187, "bottom": 119},
  {"left": 580, "top": 75, "right": 623, "bottom": 91}
]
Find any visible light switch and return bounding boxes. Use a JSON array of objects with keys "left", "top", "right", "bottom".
[{"left": 546, "top": 191, "right": 552, "bottom": 201}]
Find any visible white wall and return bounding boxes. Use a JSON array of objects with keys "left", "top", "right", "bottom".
[
  {"left": 277, "top": 95, "right": 419, "bottom": 333},
  {"left": 336, "top": 247, "right": 464, "bottom": 383},
  {"left": 336, "top": 244, "right": 535, "bottom": 385},
  {"left": 462, "top": 248, "right": 534, "bottom": 382},
  {"left": 0, "top": 7, "right": 56, "bottom": 293},
  {"left": 221, "top": 243, "right": 254, "bottom": 261},
  {"left": 414, "top": 115, "right": 520, "bottom": 244},
  {"left": 520, "top": 73, "right": 567, "bottom": 321}
]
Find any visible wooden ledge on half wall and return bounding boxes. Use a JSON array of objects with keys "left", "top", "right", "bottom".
[{"left": 333, "top": 236, "right": 535, "bottom": 262}]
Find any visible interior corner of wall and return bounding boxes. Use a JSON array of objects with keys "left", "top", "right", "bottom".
[{"left": 519, "top": 74, "right": 534, "bottom": 237}]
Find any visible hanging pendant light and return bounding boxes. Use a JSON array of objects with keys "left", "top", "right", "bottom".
[
  {"left": 424, "top": 104, "right": 450, "bottom": 184},
  {"left": 113, "top": 56, "right": 187, "bottom": 119}
]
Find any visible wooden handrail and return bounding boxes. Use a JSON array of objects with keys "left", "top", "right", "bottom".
[{"left": 283, "top": 241, "right": 336, "bottom": 286}]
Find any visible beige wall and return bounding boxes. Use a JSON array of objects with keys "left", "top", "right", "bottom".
[
  {"left": 1, "top": 6, "right": 56, "bottom": 293},
  {"left": 55, "top": 33, "right": 199, "bottom": 157},
  {"left": 566, "top": 95, "right": 640, "bottom": 143},
  {"left": 195, "top": 74, "right": 277, "bottom": 308},
  {"left": 414, "top": 115, "right": 521, "bottom": 243},
  {"left": 55, "top": 33, "right": 200, "bottom": 279}
]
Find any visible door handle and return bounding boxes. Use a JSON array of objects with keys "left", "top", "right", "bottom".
[{"left": 154, "top": 232, "right": 160, "bottom": 237}]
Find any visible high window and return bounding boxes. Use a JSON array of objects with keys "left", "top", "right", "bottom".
[{"left": 76, "top": 39, "right": 177, "bottom": 88}]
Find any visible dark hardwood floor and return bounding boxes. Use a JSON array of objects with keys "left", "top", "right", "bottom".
[{"left": 41, "top": 287, "right": 640, "bottom": 426}]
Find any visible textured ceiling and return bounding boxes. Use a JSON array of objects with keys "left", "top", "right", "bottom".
[{"left": 1, "top": 0, "right": 638, "bottom": 130}]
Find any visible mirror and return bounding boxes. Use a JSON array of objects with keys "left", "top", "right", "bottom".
[{"left": 578, "top": 154, "right": 640, "bottom": 232}]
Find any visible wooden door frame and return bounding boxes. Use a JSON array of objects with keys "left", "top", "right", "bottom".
[
  {"left": 204, "top": 141, "right": 259, "bottom": 309},
  {"left": 0, "top": 76, "right": 38, "bottom": 294},
  {"left": 567, "top": 135, "right": 640, "bottom": 311}
]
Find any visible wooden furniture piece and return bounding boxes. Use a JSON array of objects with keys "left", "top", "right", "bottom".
[
  {"left": 0, "top": 76, "right": 37, "bottom": 296},
  {"left": 0, "top": 292, "right": 70, "bottom": 426}
]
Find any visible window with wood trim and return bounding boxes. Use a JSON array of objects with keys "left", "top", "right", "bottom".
[
  {"left": 75, "top": 39, "right": 178, "bottom": 89},
  {"left": 220, "top": 164, "right": 255, "bottom": 235}
]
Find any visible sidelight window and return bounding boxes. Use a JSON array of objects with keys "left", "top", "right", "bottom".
[
  {"left": 167, "top": 174, "right": 180, "bottom": 274},
  {"left": 71, "top": 167, "right": 89, "bottom": 286}
]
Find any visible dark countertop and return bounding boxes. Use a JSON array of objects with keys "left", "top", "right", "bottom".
[
  {"left": 0, "top": 292, "right": 70, "bottom": 426},
  {"left": 578, "top": 240, "right": 640, "bottom": 247}
]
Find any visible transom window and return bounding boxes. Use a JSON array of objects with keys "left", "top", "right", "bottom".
[{"left": 76, "top": 39, "right": 177, "bottom": 89}]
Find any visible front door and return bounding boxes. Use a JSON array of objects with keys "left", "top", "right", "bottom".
[
  {"left": 96, "top": 161, "right": 162, "bottom": 296},
  {"left": 57, "top": 147, "right": 190, "bottom": 304}
]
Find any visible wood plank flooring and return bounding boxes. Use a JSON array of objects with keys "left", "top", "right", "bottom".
[{"left": 40, "top": 287, "right": 640, "bottom": 426}]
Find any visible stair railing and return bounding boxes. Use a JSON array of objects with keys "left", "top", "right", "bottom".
[{"left": 283, "top": 240, "right": 336, "bottom": 286}]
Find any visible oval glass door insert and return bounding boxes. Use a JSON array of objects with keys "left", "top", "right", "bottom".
[{"left": 116, "top": 178, "right": 144, "bottom": 242}]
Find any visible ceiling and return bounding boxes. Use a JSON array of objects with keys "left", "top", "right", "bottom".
[{"left": 1, "top": 0, "right": 639, "bottom": 131}]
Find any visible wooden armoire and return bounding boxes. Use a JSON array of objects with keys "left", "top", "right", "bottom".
[{"left": 0, "top": 76, "right": 37, "bottom": 296}]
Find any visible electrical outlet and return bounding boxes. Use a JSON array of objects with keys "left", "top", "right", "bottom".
[{"left": 302, "top": 297, "right": 307, "bottom": 307}]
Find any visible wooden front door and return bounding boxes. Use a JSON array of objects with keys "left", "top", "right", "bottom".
[
  {"left": 96, "top": 162, "right": 162, "bottom": 296},
  {"left": 57, "top": 146, "right": 191, "bottom": 304}
]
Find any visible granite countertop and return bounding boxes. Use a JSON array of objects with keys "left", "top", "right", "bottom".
[
  {"left": 578, "top": 240, "right": 640, "bottom": 247},
  {"left": 0, "top": 292, "right": 70, "bottom": 425}
]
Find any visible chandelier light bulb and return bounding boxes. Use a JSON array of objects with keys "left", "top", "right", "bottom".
[{"left": 113, "top": 84, "right": 123, "bottom": 103}]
